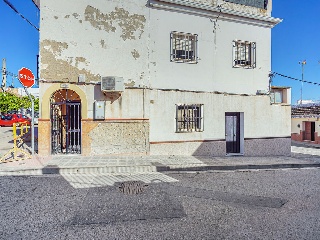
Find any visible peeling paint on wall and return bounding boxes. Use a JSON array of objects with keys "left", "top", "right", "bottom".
[
  {"left": 100, "top": 40, "right": 107, "bottom": 48},
  {"left": 42, "top": 39, "right": 68, "bottom": 56},
  {"left": 131, "top": 49, "right": 140, "bottom": 59},
  {"left": 40, "top": 39, "right": 100, "bottom": 82},
  {"left": 124, "top": 80, "right": 135, "bottom": 87},
  {"left": 72, "top": 13, "right": 80, "bottom": 19},
  {"left": 84, "top": 5, "right": 146, "bottom": 41}
]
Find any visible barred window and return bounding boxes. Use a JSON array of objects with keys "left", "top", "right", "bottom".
[
  {"left": 171, "top": 31, "right": 198, "bottom": 63},
  {"left": 233, "top": 40, "right": 256, "bottom": 68},
  {"left": 176, "top": 104, "right": 203, "bottom": 132}
]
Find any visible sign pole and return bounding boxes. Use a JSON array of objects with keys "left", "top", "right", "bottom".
[
  {"left": 18, "top": 67, "right": 35, "bottom": 156},
  {"left": 24, "top": 87, "right": 34, "bottom": 155}
]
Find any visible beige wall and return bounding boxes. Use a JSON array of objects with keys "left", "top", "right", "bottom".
[{"left": 292, "top": 118, "right": 320, "bottom": 134}]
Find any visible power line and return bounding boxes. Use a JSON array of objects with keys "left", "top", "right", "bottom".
[
  {"left": 3, "top": 0, "right": 39, "bottom": 31},
  {"left": 273, "top": 72, "right": 320, "bottom": 87}
]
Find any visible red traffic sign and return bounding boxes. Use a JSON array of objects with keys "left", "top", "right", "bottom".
[{"left": 18, "top": 67, "right": 35, "bottom": 88}]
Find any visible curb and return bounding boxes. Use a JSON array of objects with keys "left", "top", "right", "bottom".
[
  {"left": 0, "top": 163, "right": 319, "bottom": 176},
  {"left": 156, "top": 163, "right": 320, "bottom": 172}
]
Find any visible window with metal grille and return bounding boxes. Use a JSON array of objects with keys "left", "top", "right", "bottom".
[
  {"left": 171, "top": 31, "right": 198, "bottom": 63},
  {"left": 233, "top": 40, "right": 256, "bottom": 68},
  {"left": 176, "top": 104, "right": 203, "bottom": 132}
]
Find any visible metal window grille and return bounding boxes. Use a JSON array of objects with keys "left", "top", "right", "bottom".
[
  {"left": 233, "top": 40, "right": 256, "bottom": 68},
  {"left": 176, "top": 104, "right": 203, "bottom": 132},
  {"left": 171, "top": 31, "right": 198, "bottom": 63},
  {"left": 225, "top": 0, "right": 268, "bottom": 10}
]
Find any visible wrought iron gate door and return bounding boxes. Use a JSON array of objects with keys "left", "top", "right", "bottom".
[{"left": 51, "top": 101, "right": 81, "bottom": 154}]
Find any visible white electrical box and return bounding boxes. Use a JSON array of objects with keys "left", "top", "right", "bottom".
[
  {"left": 101, "top": 76, "right": 124, "bottom": 92},
  {"left": 94, "top": 101, "right": 105, "bottom": 120},
  {"left": 78, "top": 74, "right": 86, "bottom": 83}
]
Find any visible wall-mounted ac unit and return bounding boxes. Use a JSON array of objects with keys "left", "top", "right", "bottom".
[
  {"left": 101, "top": 76, "right": 124, "bottom": 92},
  {"left": 256, "top": 90, "right": 268, "bottom": 95}
]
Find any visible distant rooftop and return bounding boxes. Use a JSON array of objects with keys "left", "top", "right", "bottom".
[{"left": 292, "top": 102, "right": 320, "bottom": 118}]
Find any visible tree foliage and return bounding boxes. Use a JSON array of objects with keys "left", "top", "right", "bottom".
[{"left": 0, "top": 92, "right": 39, "bottom": 114}]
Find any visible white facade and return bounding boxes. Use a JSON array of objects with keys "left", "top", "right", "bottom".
[{"left": 37, "top": 0, "right": 291, "bottom": 156}]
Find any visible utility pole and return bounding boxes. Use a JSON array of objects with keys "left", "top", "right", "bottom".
[
  {"left": 298, "top": 60, "right": 307, "bottom": 104},
  {"left": 1, "top": 58, "right": 6, "bottom": 91}
]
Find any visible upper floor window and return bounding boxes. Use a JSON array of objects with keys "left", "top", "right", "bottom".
[
  {"left": 233, "top": 40, "right": 256, "bottom": 69},
  {"left": 176, "top": 104, "right": 203, "bottom": 132},
  {"left": 270, "top": 87, "right": 291, "bottom": 104},
  {"left": 171, "top": 31, "right": 198, "bottom": 63}
]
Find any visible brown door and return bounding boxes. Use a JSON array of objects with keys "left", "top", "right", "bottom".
[{"left": 304, "top": 121, "right": 315, "bottom": 141}]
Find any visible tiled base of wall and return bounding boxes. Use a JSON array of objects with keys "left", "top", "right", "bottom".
[
  {"left": 292, "top": 132, "right": 320, "bottom": 144},
  {"left": 244, "top": 138, "right": 291, "bottom": 156},
  {"left": 150, "top": 138, "right": 291, "bottom": 157},
  {"left": 150, "top": 141, "right": 226, "bottom": 156}
]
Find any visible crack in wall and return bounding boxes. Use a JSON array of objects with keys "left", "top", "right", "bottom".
[{"left": 84, "top": 5, "right": 146, "bottom": 41}]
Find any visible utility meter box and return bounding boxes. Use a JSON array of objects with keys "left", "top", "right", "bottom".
[
  {"left": 94, "top": 101, "right": 105, "bottom": 120},
  {"left": 101, "top": 76, "right": 124, "bottom": 92}
]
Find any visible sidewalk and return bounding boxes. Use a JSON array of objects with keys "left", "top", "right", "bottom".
[{"left": 0, "top": 152, "right": 320, "bottom": 176}]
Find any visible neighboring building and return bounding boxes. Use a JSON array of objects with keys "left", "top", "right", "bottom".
[
  {"left": 17, "top": 88, "right": 40, "bottom": 98},
  {"left": 34, "top": 0, "right": 291, "bottom": 156},
  {"left": 292, "top": 103, "right": 320, "bottom": 143}
]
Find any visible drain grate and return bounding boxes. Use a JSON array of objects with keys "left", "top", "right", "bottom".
[{"left": 118, "top": 181, "right": 148, "bottom": 195}]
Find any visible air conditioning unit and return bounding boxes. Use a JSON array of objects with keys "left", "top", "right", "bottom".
[
  {"left": 256, "top": 90, "right": 268, "bottom": 95},
  {"left": 101, "top": 76, "right": 124, "bottom": 92}
]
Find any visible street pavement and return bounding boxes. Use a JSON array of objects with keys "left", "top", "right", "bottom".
[
  {"left": 1, "top": 127, "right": 320, "bottom": 239},
  {"left": 0, "top": 168, "right": 319, "bottom": 239},
  {"left": 1, "top": 126, "right": 320, "bottom": 179}
]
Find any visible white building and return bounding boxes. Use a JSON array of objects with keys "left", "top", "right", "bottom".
[{"left": 34, "top": 0, "right": 291, "bottom": 156}]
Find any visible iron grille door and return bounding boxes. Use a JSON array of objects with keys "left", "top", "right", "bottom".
[
  {"left": 51, "top": 103, "right": 63, "bottom": 154},
  {"left": 51, "top": 101, "right": 81, "bottom": 155},
  {"left": 66, "top": 102, "right": 81, "bottom": 154}
]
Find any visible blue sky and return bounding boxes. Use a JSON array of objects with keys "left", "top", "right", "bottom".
[
  {"left": 1, "top": 0, "right": 320, "bottom": 103},
  {"left": 0, "top": 0, "right": 39, "bottom": 88},
  {"left": 272, "top": 0, "right": 320, "bottom": 104}
]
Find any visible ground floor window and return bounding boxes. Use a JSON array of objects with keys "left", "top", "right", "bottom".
[{"left": 176, "top": 104, "right": 203, "bottom": 132}]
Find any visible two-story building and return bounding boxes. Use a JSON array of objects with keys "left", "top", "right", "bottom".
[{"left": 34, "top": 0, "right": 291, "bottom": 157}]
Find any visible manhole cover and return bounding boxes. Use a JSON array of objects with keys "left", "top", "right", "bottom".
[{"left": 118, "top": 181, "right": 148, "bottom": 195}]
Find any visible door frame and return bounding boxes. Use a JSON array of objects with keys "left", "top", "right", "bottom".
[{"left": 225, "top": 112, "right": 244, "bottom": 156}]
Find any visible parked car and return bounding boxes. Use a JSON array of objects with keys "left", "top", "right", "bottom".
[{"left": 0, "top": 114, "right": 31, "bottom": 127}]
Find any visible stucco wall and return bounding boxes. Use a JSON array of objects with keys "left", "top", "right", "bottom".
[
  {"left": 149, "top": 89, "right": 291, "bottom": 143},
  {"left": 291, "top": 118, "right": 320, "bottom": 134},
  {"left": 40, "top": 0, "right": 149, "bottom": 87},
  {"left": 39, "top": 0, "right": 277, "bottom": 95},
  {"left": 149, "top": 9, "right": 271, "bottom": 94}
]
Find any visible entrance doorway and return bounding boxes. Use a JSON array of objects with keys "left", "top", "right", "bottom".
[
  {"left": 50, "top": 89, "right": 81, "bottom": 154},
  {"left": 303, "top": 121, "right": 315, "bottom": 141},
  {"left": 225, "top": 112, "right": 243, "bottom": 154}
]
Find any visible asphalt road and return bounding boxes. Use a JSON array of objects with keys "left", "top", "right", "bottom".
[{"left": 0, "top": 168, "right": 319, "bottom": 240}]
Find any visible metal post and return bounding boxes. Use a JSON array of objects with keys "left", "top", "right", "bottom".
[
  {"left": 24, "top": 87, "right": 34, "bottom": 155},
  {"left": 299, "top": 60, "right": 306, "bottom": 104},
  {"left": 1, "top": 58, "right": 6, "bottom": 91}
]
